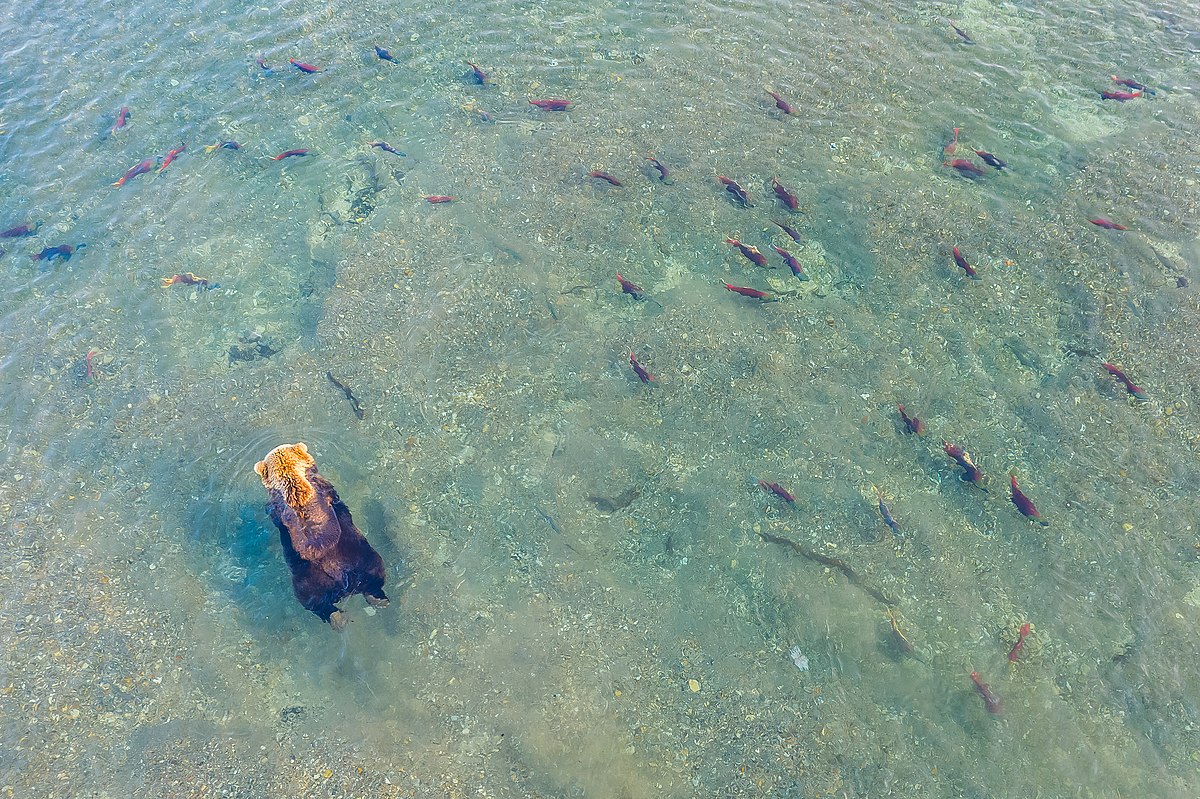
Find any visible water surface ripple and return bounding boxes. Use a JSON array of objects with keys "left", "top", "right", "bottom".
[{"left": 2, "top": 0, "right": 1199, "bottom": 797}]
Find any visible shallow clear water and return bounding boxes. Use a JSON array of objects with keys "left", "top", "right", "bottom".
[{"left": 3, "top": 0, "right": 1200, "bottom": 796}]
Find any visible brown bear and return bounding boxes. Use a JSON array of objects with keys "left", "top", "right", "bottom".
[{"left": 254, "top": 442, "right": 388, "bottom": 629}]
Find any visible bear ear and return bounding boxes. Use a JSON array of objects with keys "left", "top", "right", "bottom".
[
  {"left": 254, "top": 460, "right": 267, "bottom": 479},
  {"left": 296, "top": 442, "right": 309, "bottom": 454}
]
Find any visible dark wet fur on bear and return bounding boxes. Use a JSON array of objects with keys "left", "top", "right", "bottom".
[{"left": 264, "top": 466, "right": 387, "bottom": 624}]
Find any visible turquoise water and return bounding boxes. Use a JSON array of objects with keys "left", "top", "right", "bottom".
[{"left": 3, "top": 0, "right": 1200, "bottom": 795}]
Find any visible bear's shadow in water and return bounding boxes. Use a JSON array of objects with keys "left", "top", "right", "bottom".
[{"left": 204, "top": 503, "right": 297, "bottom": 630}]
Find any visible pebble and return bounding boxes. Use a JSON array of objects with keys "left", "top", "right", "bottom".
[{"left": 687, "top": 679, "right": 700, "bottom": 692}]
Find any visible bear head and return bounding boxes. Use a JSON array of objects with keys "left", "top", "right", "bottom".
[{"left": 254, "top": 442, "right": 317, "bottom": 511}]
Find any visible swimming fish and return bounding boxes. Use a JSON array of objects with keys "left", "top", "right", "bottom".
[
  {"left": 588, "top": 170, "right": 622, "bottom": 186},
  {"left": 368, "top": 141, "right": 406, "bottom": 156},
  {"left": 628, "top": 351, "right": 653, "bottom": 383},
  {"left": 1, "top": 221, "right": 41, "bottom": 238},
  {"left": 724, "top": 238, "right": 767, "bottom": 266},
  {"left": 158, "top": 143, "right": 186, "bottom": 174},
  {"left": 111, "top": 106, "right": 130, "bottom": 135},
  {"left": 771, "top": 177, "right": 799, "bottom": 210},
  {"left": 289, "top": 58, "right": 322, "bottom": 74},
  {"left": 645, "top": 156, "right": 669, "bottom": 182},
  {"left": 113, "top": 158, "right": 158, "bottom": 187},
  {"left": 766, "top": 89, "right": 797, "bottom": 115},
  {"left": 33, "top": 243, "right": 84, "bottom": 262},
  {"left": 466, "top": 61, "right": 489, "bottom": 85}
]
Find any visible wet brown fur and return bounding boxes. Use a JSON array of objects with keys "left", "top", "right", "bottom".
[{"left": 255, "top": 443, "right": 388, "bottom": 627}]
